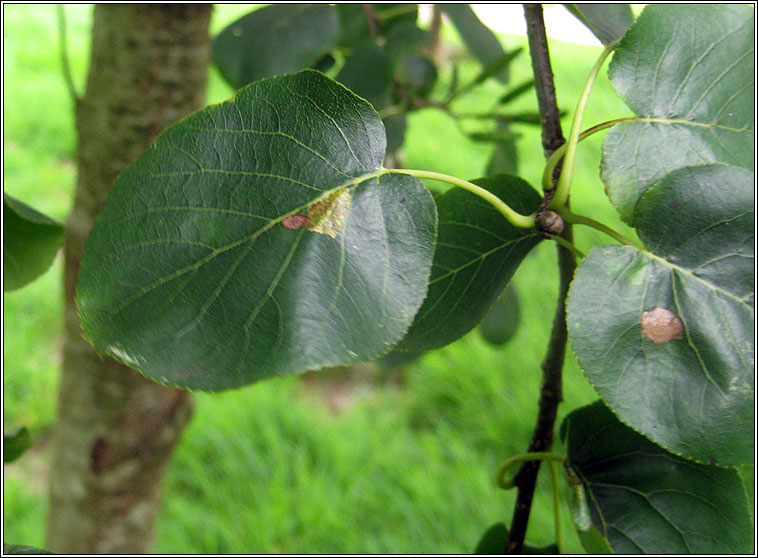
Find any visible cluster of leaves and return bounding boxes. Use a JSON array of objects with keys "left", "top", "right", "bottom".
[
  {"left": 3, "top": 189, "right": 62, "bottom": 555},
  {"left": 212, "top": 3, "right": 536, "bottom": 170},
  {"left": 76, "top": 4, "right": 754, "bottom": 554}
]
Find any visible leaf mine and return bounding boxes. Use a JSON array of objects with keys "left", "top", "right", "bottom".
[
  {"left": 641, "top": 306, "right": 683, "bottom": 344},
  {"left": 306, "top": 187, "right": 353, "bottom": 238}
]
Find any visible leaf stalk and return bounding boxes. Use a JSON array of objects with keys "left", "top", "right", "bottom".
[
  {"left": 548, "top": 45, "right": 615, "bottom": 209},
  {"left": 390, "top": 168, "right": 536, "bottom": 229}
]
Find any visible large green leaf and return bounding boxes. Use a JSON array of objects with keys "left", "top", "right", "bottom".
[
  {"left": 212, "top": 5, "right": 340, "bottom": 90},
  {"left": 3, "top": 193, "right": 64, "bottom": 292},
  {"left": 396, "top": 174, "right": 541, "bottom": 353},
  {"left": 564, "top": 4, "right": 634, "bottom": 46},
  {"left": 602, "top": 4, "right": 754, "bottom": 224},
  {"left": 567, "top": 164, "right": 754, "bottom": 466},
  {"left": 442, "top": 5, "right": 509, "bottom": 83},
  {"left": 561, "top": 401, "right": 753, "bottom": 554},
  {"left": 77, "top": 71, "right": 437, "bottom": 391}
]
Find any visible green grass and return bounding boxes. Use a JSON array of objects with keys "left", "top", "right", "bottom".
[{"left": 4, "top": 4, "right": 634, "bottom": 554}]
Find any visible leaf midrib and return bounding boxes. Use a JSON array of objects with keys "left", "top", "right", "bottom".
[{"left": 111, "top": 169, "right": 390, "bottom": 314}]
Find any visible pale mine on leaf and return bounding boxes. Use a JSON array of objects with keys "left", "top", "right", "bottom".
[{"left": 641, "top": 307, "right": 683, "bottom": 344}]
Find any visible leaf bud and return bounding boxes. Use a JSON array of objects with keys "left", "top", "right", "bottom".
[{"left": 536, "top": 210, "right": 564, "bottom": 238}]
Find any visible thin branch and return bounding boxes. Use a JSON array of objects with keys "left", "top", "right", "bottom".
[
  {"left": 506, "top": 5, "right": 574, "bottom": 554},
  {"left": 523, "top": 4, "right": 564, "bottom": 159},
  {"left": 362, "top": 4, "right": 379, "bottom": 40},
  {"left": 57, "top": 4, "right": 80, "bottom": 104}
]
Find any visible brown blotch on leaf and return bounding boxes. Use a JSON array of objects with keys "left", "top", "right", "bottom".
[
  {"left": 282, "top": 214, "right": 308, "bottom": 230},
  {"left": 641, "top": 307, "right": 683, "bottom": 344}
]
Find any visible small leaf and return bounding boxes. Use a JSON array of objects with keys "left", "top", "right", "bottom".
[
  {"left": 478, "top": 282, "right": 520, "bottom": 346},
  {"left": 442, "top": 5, "right": 510, "bottom": 83},
  {"left": 486, "top": 122, "right": 519, "bottom": 176},
  {"left": 3, "top": 193, "right": 64, "bottom": 292},
  {"left": 473, "top": 522, "right": 560, "bottom": 555},
  {"left": 395, "top": 53, "right": 437, "bottom": 99},
  {"left": 396, "top": 174, "right": 541, "bottom": 353},
  {"left": 561, "top": 401, "right": 753, "bottom": 554},
  {"left": 335, "top": 41, "right": 392, "bottom": 106},
  {"left": 4, "top": 427, "right": 31, "bottom": 463},
  {"left": 77, "top": 71, "right": 437, "bottom": 391},
  {"left": 468, "top": 129, "right": 520, "bottom": 144},
  {"left": 469, "top": 49, "right": 523, "bottom": 88},
  {"left": 212, "top": 5, "right": 340, "bottom": 90},
  {"left": 602, "top": 4, "right": 754, "bottom": 224},
  {"left": 498, "top": 78, "right": 535, "bottom": 105},
  {"left": 568, "top": 164, "right": 754, "bottom": 466},
  {"left": 564, "top": 4, "right": 634, "bottom": 46}
]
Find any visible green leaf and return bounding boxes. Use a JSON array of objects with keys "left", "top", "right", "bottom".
[
  {"left": 3, "top": 193, "right": 64, "bottom": 292},
  {"left": 602, "top": 4, "right": 754, "bottom": 224},
  {"left": 384, "top": 22, "right": 429, "bottom": 63},
  {"left": 396, "top": 174, "right": 541, "bottom": 353},
  {"left": 4, "top": 427, "right": 31, "bottom": 463},
  {"left": 442, "top": 5, "right": 509, "bottom": 83},
  {"left": 478, "top": 282, "right": 520, "bottom": 346},
  {"left": 395, "top": 53, "right": 437, "bottom": 99},
  {"left": 77, "top": 70, "right": 437, "bottom": 391},
  {"left": 564, "top": 4, "right": 634, "bottom": 46},
  {"left": 473, "top": 522, "right": 560, "bottom": 555},
  {"left": 383, "top": 112, "right": 407, "bottom": 156},
  {"left": 335, "top": 41, "right": 392, "bottom": 105},
  {"left": 212, "top": 5, "right": 340, "bottom": 90},
  {"left": 3, "top": 543, "right": 53, "bottom": 555},
  {"left": 498, "top": 78, "right": 535, "bottom": 106},
  {"left": 335, "top": 4, "right": 370, "bottom": 48},
  {"left": 375, "top": 4, "right": 419, "bottom": 32},
  {"left": 486, "top": 122, "right": 519, "bottom": 176},
  {"left": 567, "top": 164, "right": 754, "bottom": 466},
  {"left": 561, "top": 401, "right": 754, "bottom": 554}
]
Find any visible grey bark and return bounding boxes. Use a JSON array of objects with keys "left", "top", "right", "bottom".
[{"left": 47, "top": 5, "right": 212, "bottom": 553}]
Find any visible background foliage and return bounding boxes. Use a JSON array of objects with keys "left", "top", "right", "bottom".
[{"left": 9, "top": 4, "right": 742, "bottom": 554}]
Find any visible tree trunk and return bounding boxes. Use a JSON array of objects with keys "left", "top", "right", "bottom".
[{"left": 47, "top": 5, "right": 212, "bottom": 553}]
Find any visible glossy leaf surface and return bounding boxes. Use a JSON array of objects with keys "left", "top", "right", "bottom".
[
  {"left": 3, "top": 193, "right": 64, "bottom": 292},
  {"left": 602, "top": 4, "right": 754, "bottom": 223},
  {"left": 396, "top": 174, "right": 541, "bottom": 353},
  {"left": 568, "top": 164, "right": 754, "bottom": 465},
  {"left": 212, "top": 5, "right": 339, "bottom": 90},
  {"left": 78, "top": 71, "right": 436, "bottom": 390},
  {"left": 562, "top": 401, "right": 753, "bottom": 554},
  {"left": 565, "top": 4, "right": 634, "bottom": 46}
]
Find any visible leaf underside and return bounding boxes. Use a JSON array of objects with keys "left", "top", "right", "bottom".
[{"left": 77, "top": 71, "right": 437, "bottom": 391}]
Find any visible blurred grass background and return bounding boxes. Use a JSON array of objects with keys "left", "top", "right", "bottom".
[{"left": 3, "top": 4, "right": 635, "bottom": 553}]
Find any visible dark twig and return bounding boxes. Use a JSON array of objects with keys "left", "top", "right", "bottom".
[
  {"left": 362, "top": 4, "right": 379, "bottom": 40},
  {"left": 506, "top": 5, "right": 575, "bottom": 554},
  {"left": 57, "top": 4, "right": 80, "bottom": 105}
]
